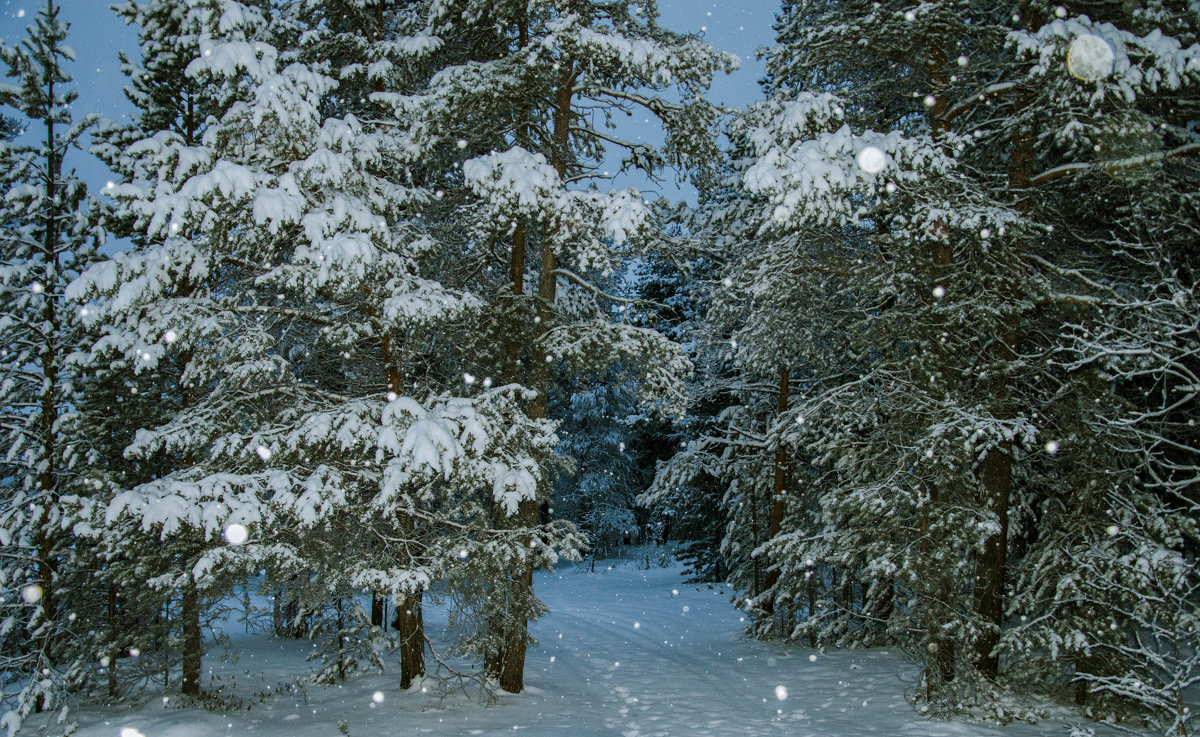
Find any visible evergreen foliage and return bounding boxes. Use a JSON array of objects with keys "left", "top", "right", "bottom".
[
  {"left": 0, "top": 1, "right": 104, "bottom": 730},
  {"left": 657, "top": 0, "right": 1199, "bottom": 730}
]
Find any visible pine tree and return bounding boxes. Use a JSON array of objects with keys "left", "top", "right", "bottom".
[
  {"left": 690, "top": 0, "right": 1199, "bottom": 723},
  {"left": 374, "top": 0, "right": 737, "bottom": 692},
  {"left": 74, "top": 0, "right": 590, "bottom": 697},
  {"left": 0, "top": 0, "right": 103, "bottom": 727},
  {"left": 69, "top": 0, "right": 298, "bottom": 697},
  {"left": 999, "top": 3, "right": 1200, "bottom": 728},
  {"left": 554, "top": 369, "right": 644, "bottom": 562}
]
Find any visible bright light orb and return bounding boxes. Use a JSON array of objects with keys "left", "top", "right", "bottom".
[
  {"left": 21, "top": 584, "right": 43, "bottom": 604},
  {"left": 1068, "top": 34, "right": 1115, "bottom": 81},
  {"left": 856, "top": 146, "right": 887, "bottom": 174},
  {"left": 775, "top": 685, "right": 789, "bottom": 701},
  {"left": 224, "top": 524, "right": 248, "bottom": 545},
  {"left": 1045, "top": 440, "right": 1060, "bottom": 455}
]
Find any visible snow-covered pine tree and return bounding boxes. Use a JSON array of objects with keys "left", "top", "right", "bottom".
[
  {"left": 68, "top": 0, "right": 305, "bottom": 698},
  {"left": 75, "top": 0, "right": 587, "bottom": 696},
  {"left": 670, "top": 0, "right": 1020, "bottom": 704},
  {"left": 706, "top": 0, "right": 1199, "bottom": 722},
  {"left": 633, "top": 236, "right": 742, "bottom": 585},
  {"left": 553, "top": 369, "right": 645, "bottom": 562},
  {"left": 739, "top": 27, "right": 1031, "bottom": 705},
  {"left": 374, "top": 0, "right": 737, "bottom": 692},
  {"left": 71, "top": 0, "right": 244, "bottom": 701},
  {"left": 0, "top": 0, "right": 104, "bottom": 727},
  {"left": 997, "top": 3, "right": 1200, "bottom": 729}
]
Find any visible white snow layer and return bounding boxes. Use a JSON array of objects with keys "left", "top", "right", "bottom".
[{"left": 58, "top": 558, "right": 1149, "bottom": 737}]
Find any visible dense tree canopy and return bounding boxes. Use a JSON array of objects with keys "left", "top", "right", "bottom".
[{"left": 1, "top": 1, "right": 1196, "bottom": 735}]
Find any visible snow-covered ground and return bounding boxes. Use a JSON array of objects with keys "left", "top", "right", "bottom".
[{"left": 72, "top": 555, "right": 1142, "bottom": 737}]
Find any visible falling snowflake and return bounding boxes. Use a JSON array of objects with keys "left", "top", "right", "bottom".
[
  {"left": 855, "top": 146, "right": 887, "bottom": 174},
  {"left": 224, "top": 524, "right": 248, "bottom": 545},
  {"left": 1067, "top": 35, "right": 1115, "bottom": 81}
]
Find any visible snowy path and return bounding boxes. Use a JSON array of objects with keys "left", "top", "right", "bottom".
[{"left": 72, "top": 559, "right": 1139, "bottom": 737}]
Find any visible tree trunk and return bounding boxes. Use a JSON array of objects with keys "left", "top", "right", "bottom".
[
  {"left": 396, "top": 593, "right": 425, "bottom": 689},
  {"left": 806, "top": 567, "right": 817, "bottom": 648},
  {"left": 371, "top": 594, "right": 386, "bottom": 629},
  {"left": 336, "top": 598, "right": 346, "bottom": 682},
  {"left": 762, "top": 368, "right": 789, "bottom": 615},
  {"left": 487, "top": 217, "right": 526, "bottom": 680},
  {"left": 973, "top": 441, "right": 1011, "bottom": 678},
  {"left": 498, "top": 546, "right": 535, "bottom": 693},
  {"left": 923, "top": 482, "right": 956, "bottom": 694},
  {"left": 749, "top": 477, "right": 762, "bottom": 598},
  {"left": 33, "top": 36, "right": 63, "bottom": 712},
  {"left": 181, "top": 579, "right": 202, "bottom": 696},
  {"left": 1073, "top": 652, "right": 1091, "bottom": 705},
  {"left": 108, "top": 585, "right": 119, "bottom": 699},
  {"left": 499, "top": 56, "right": 577, "bottom": 695},
  {"left": 971, "top": 77, "right": 1036, "bottom": 680},
  {"left": 161, "top": 596, "right": 170, "bottom": 689}
]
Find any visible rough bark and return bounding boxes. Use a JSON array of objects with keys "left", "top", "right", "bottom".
[
  {"left": 181, "top": 579, "right": 202, "bottom": 696},
  {"left": 108, "top": 585, "right": 119, "bottom": 699},
  {"left": 485, "top": 218, "right": 524, "bottom": 679},
  {"left": 972, "top": 78, "right": 1036, "bottom": 680},
  {"left": 923, "top": 481, "right": 956, "bottom": 693},
  {"left": 33, "top": 24, "right": 63, "bottom": 710},
  {"left": 762, "top": 368, "right": 789, "bottom": 614},
  {"left": 371, "top": 595, "right": 386, "bottom": 629},
  {"left": 499, "top": 56, "right": 576, "bottom": 695},
  {"left": 973, "top": 440, "right": 1011, "bottom": 678},
  {"left": 396, "top": 593, "right": 425, "bottom": 689},
  {"left": 806, "top": 566, "right": 817, "bottom": 648}
]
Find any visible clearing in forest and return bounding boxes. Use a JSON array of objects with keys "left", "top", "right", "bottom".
[{"left": 72, "top": 557, "right": 1141, "bottom": 737}]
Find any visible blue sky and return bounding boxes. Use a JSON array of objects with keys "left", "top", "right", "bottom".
[{"left": 1, "top": 0, "right": 780, "bottom": 203}]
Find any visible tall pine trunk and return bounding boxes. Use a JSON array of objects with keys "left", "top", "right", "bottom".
[
  {"left": 762, "top": 367, "right": 789, "bottom": 616},
  {"left": 32, "top": 30, "right": 64, "bottom": 710},
  {"left": 371, "top": 595, "right": 386, "bottom": 630},
  {"left": 499, "top": 57, "right": 576, "bottom": 695},
  {"left": 972, "top": 70, "right": 1037, "bottom": 679},
  {"left": 486, "top": 218, "right": 527, "bottom": 679},
  {"left": 181, "top": 578, "right": 202, "bottom": 696},
  {"left": 381, "top": 346, "right": 427, "bottom": 687},
  {"left": 396, "top": 593, "right": 424, "bottom": 689}
]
